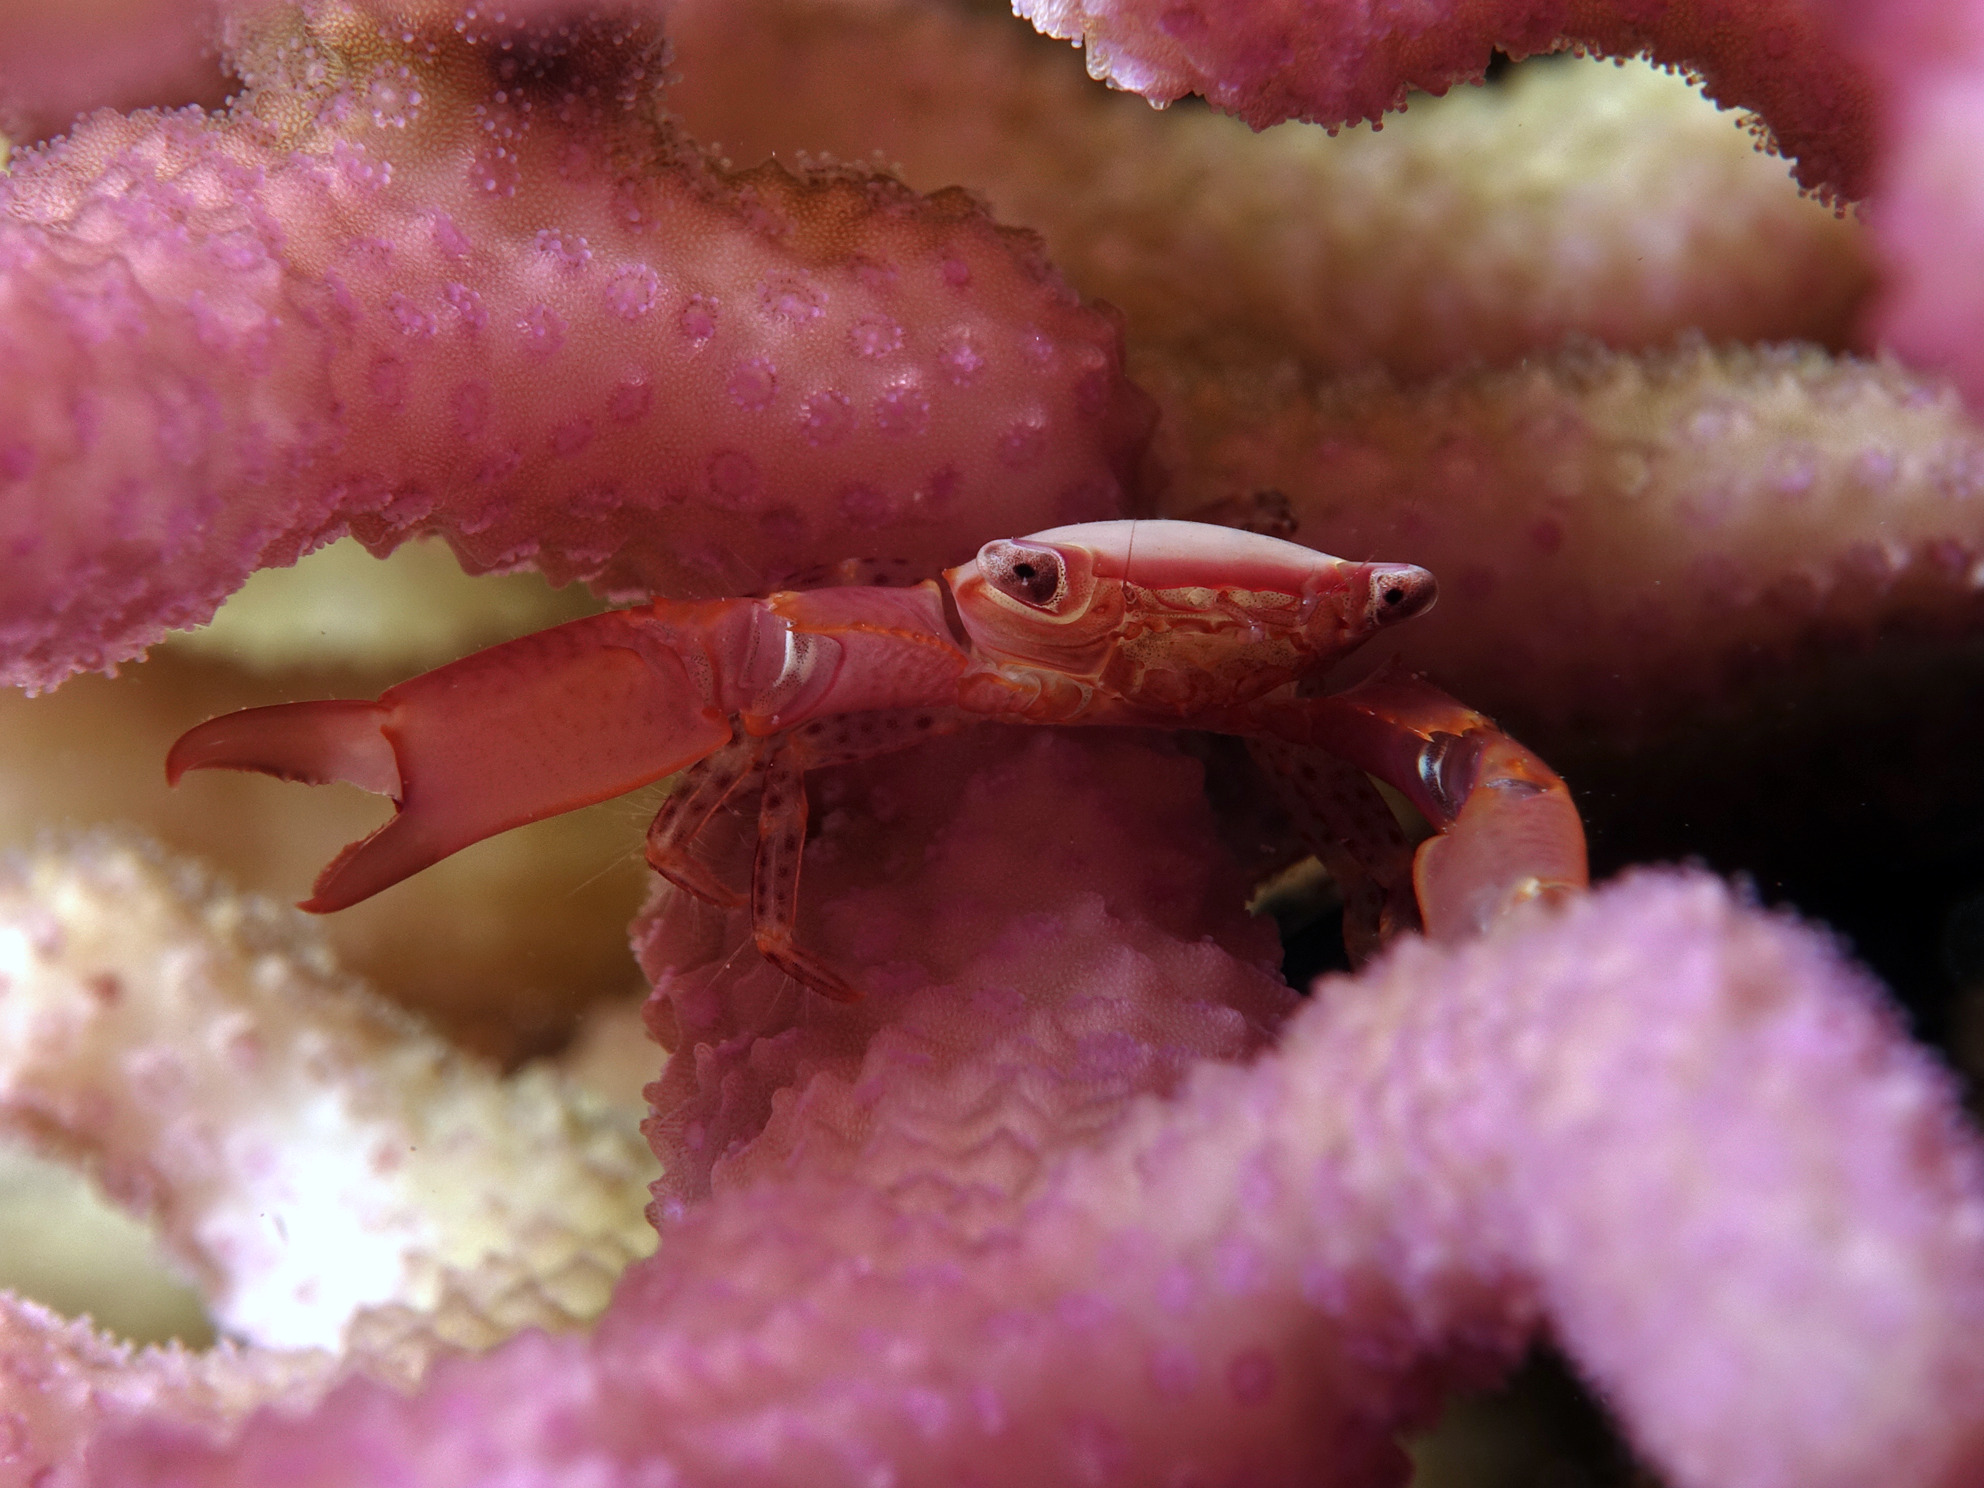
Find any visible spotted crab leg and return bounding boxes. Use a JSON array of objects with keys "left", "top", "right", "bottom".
[
  {"left": 1241, "top": 669, "right": 1588, "bottom": 942},
  {"left": 645, "top": 735, "right": 765, "bottom": 909},
  {"left": 652, "top": 708, "right": 975, "bottom": 1002}
]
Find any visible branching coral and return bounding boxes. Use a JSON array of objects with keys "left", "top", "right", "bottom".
[
  {"left": 1144, "top": 341, "right": 1984, "bottom": 732},
  {"left": 1015, "top": 0, "right": 1880, "bottom": 200},
  {"left": 81, "top": 735, "right": 1984, "bottom": 1488},
  {"left": 4, "top": 0, "right": 1984, "bottom": 1486},
  {"left": 662, "top": 0, "right": 1873, "bottom": 375},
  {"left": 0, "top": 1, "right": 1148, "bottom": 692},
  {"left": 0, "top": 834, "right": 655, "bottom": 1404},
  {"left": 1015, "top": 0, "right": 1984, "bottom": 417}
]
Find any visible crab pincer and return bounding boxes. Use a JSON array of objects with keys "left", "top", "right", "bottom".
[{"left": 168, "top": 521, "right": 1588, "bottom": 996}]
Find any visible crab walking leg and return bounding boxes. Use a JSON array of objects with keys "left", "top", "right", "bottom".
[
  {"left": 644, "top": 735, "right": 765, "bottom": 909},
  {"left": 167, "top": 604, "right": 767, "bottom": 910},
  {"left": 1245, "top": 671, "right": 1588, "bottom": 941},
  {"left": 1246, "top": 737, "right": 1421, "bottom": 963},
  {"left": 742, "top": 709, "right": 976, "bottom": 1001},
  {"left": 748, "top": 741, "right": 858, "bottom": 1002}
]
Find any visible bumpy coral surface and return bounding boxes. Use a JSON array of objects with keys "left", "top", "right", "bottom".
[
  {"left": 83, "top": 736, "right": 1984, "bottom": 1488},
  {"left": 0, "top": 831, "right": 658, "bottom": 1482},
  {"left": 4, "top": 1, "right": 1984, "bottom": 1486},
  {"left": 663, "top": 2, "right": 1873, "bottom": 376},
  {"left": 1146, "top": 342, "right": 1984, "bottom": 732},
  {"left": 0, "top": 1, "right": 1148, "bottom": 692},
  {"left": 1016, "top": 0, "right": 1879, "bottom": 198}
]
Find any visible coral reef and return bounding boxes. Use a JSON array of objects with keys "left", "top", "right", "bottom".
[
  {"left": 0, "top": 1, "right": 1147, "bottom": 692},
  {"left": 78, "top": 737, "right": 1984, "bottom": 1488},
  {"left": 0, "top": 832, "right": 657, "bottom": 1481},
  {"left": 1, "top": 1, "right": 1983, "bottom": 1486}
]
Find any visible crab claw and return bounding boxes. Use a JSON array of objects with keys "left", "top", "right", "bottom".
[
  {"left": 167, "top": 612, "right": 735, "bottom": 913},
  {"left": 166, "top": 701, "right": 401, "bottom": 796}
]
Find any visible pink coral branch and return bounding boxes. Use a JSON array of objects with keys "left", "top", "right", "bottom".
[
  {"left": 1009, "top": 0, "right": 1984, "bottom": 413},
  {"left": 662, "top": 0, "right": 1871, "bottom": 379},
  {"left": 1819, "top": 0, "right": 1984, "bottom": 408},
  {"left": 1015, "top": 0, "right": 1879, "bottom": 201},
  {"left": 81, "top": 735, "right": 1984, "bottom": 1487},
  {"left": 0, "top": 3, "right": 1147, "bottom": 692},
  {"left": 0, "top": 1292, "right": 333, "bottom": 1488}
]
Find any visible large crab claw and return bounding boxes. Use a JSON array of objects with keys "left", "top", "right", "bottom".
[{"left": 168, "top": 611, "right": 733, "bottom": 910}]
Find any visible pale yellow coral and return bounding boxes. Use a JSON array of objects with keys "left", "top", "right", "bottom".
[
  {"left": 0, "top": 1145, "right": 211, "bottom": 1345},
  {"left": 0, "top": 833, "right": 657, "bottom": 1374},
  {"left": 667, "top": 1, "right": 1871, "bottom": 374}
]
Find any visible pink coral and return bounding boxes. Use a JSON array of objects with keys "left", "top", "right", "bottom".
[
  {"left": 1015, "top": 0, "right": 1879, "bottom": 199},
  {"left": 4, "top": 1, "right": 1984, "bottom": 1486},
  {"left": 0, "top": 3, "right": 1146, "bottom": 692},
  {"left": 1014, "top": 0, "right": 1984, "bottom": 414},
  {"left": 84, "top": 736, "right": 1984, "bottom": 1487}
]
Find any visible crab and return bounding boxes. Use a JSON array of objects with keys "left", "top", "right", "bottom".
[{"left": 165, "top": 520, "right": 1588, "bottom": 999}]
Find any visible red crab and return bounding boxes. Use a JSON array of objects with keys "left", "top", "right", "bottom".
[{"left": 166, "top": 520, "right": 1588, "bottom": 998}]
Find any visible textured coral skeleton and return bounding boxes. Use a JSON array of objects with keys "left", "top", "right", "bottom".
[{"left": 2, "top": 1, "right": 1984, "bottom": 1486}]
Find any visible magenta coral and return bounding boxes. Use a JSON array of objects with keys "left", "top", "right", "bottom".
[
  {"left": 0, "top": 3, "right": 1147, "bottom": 692},
  {"left": 1015, "top": 0, "right": 1879, "bottom": 199},
  {"left": 1013, "top": 0, "right": 1984, "bottom": 413},
  {"left": 84, "top": 736, "right": 1984, "bottom": 1487}
]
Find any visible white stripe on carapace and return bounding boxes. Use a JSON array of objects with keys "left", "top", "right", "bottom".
[{"left": 1022, "top": 519, "right": 1361, "bottom": 592}]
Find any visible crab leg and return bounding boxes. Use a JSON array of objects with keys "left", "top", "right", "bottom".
[
  {"left": 1244, "top": 670, "right": 1588, "bottom": 942},
  {"left": 167, "top": 605, "right": 764, "bottom": 910},
  {"left": 1246, "top": 738, "right": 1421, "bottom": 963},
  {"left": 170, "top": 577, "right": 970, "bottom": 942},
  {"left": 666, "top": 709, "right": 972, "bottom": 1002},
  {"left": 644, "top": 736, "right": 765, "bottom": 909}
]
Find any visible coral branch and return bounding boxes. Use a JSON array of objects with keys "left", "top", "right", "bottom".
[
  {"left": 666, "top": 1, "right": 1871, "bottom": 376},
  {"left": 0, "top": 832, "right": 656, "bottom": 1366},
  {"left": 79, "top": 733, "right": 1984, "bottom": 1488},
  {"left": 1153, "top": 341, "right": 1984, "bottom": 731},
  {"left": 1817, "top": 0, "right": 1984, "bottom": 408},
  {"left": 1015, "top": 0, "right": 1878, "bottom": 201},
  {"left": 0, "top": 1292, "right": 332, "bottom": 1488},
  {"left": 0, "top": 2, "right": 1148, "bottom": 692}
]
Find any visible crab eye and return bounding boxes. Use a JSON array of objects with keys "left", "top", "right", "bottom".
[
  {"left": 979, "top": 540, "right": 1068, "bottom": 609},
  {"left": 1369, "top": 564, "right": 1436, "bottom": 624}
]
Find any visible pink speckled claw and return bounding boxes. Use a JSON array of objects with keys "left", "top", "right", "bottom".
[{"left": 171, "top": 608, "right": 739, "bottom": 910}]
